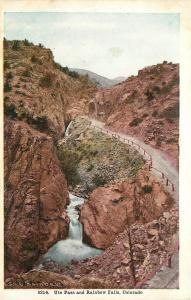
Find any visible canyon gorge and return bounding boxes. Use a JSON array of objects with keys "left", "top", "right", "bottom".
[{"left": 4, "top": 39, "right": 179, "bottom": 289}]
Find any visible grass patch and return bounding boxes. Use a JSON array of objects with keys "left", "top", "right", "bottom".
[
  {"left": 129, "top": 117, "right": 143, "bottom": 127},
  {"left": 57, "top": 144, "right": 81, "bottom": 186}
]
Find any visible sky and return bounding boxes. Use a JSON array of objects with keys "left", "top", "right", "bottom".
[{"left": 4, "top": 12, "right": 179, "bottom": 79}]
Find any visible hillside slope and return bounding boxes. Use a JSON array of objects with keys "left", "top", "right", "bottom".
[
  {"left": 4, "top": 39, "right": 97, "bottom": 137},
  {"left": 90, "top": 62, "right": 179, "bottom": 165}
]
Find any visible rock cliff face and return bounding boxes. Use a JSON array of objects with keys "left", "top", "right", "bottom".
[
  {"left": 90, "top": 62, "right": 179, "bottom": 165},
  {"left": 4, "top": 118, "right": 69, "bottom": 278},
  {"left": 4, "top": 40, "right": 97, "bottom": 137},
  {"left": 80, "top": 171, "right": 173, "bottom": 249}
]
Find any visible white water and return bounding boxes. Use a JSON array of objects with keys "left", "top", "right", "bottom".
[
  {"left": 40, "top": 194, "right": 102, "bottom": 265},
  {"left": 65, "top": 121, "right": 73, "bottom": 138}
]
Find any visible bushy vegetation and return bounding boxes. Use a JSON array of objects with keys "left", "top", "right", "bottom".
[
  {"left": 31, "top": 55, "right": 41, "bottom": 64},
  {"left": 4, "top": 61, "right": 10, "bottom": 70},
  {"left": 152, "top": 110, "right": 158, "bottom": 117},
  {"left": 92, "top": 173, "right": 107, "bottom": 187},
  {"left": 4, "top": 102, "right": 17, "bottom": 118},
  {"left": 39, "top": 73, "right": 53, "bottom": 88},
  {"left": 57, "top": 144, "right": 81, "bottom": 185},
  {"left": 142, "top": 185, "right": 153, "bottom": 193},
  {"left": 153, "top": 85, "right": 161, "bottom": 94},
  {"left": 87, "top": 164, "right": 94, "bottom": 172},
  {"left": 144, "top": 89, "right": 154, "bottom": 101},
  {"left": 12, "top": 40, "right": 20, "bottom": 51},
  {"left": 18, "top": 111, "right": 50, "bottom": 132},
  {"left": 35, "top": 116, "right": 49, "bottom": 130},
  {"left": 22, "top": 68, "right": 31, "bottom": 77},
  {"left": 3, "top": 38, "right": 9, "bottom": 48},
  {"left": 4, "top": 81, "right": 12, "bottom": 92},
  {"left": 129, "top": 117, "right": 143, "bottom": 127},
  {"left": 142, "top": 113, "right": 148, "bottom": 118},
  {"left": 6, "top": 72, "right": 13, "bottom": 80},
  {"left": 23, "top": 39, "right": 30, "bottom": 46},
  {"left": 161, "top": 75, "right": 179, "bottom": 94},
  {"left": 160, "top": 103, "right": 179, "bottom": 119},
  {"left": 38, "top": 43, "right": 44, "bottom": 48},
  {"left": 54, "top": 62, "right": 80, "bottom": 79}
]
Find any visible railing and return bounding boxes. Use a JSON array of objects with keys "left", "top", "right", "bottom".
[
  {"left": 91, "top": 124, "right": 175, "bottom": 192},
  {"left": 91, "top": 121, "right": 178, "bottom": 288}
]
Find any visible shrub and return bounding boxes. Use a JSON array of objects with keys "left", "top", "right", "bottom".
[
  {"left": 22, "top": 69, "right": 31, "bottom": 77},
  {"left": 142, "top": 185, "right": 153, "bottom": 193},
  {"left": 153, "top": 85, "right": 161, "bottom": 94},
  {"left": 152, "top": 110, "right": 158, "bottom": 117},
  {"left": 167, "top": 138, "right": 176, "bottom": 144},
  {"left": 161, "top": 76, "right": 179, "bottom": 94},
  {"left": 160, "top": 103, "right": 179, "bottom": 119},
  {"left": 129, "top": 117, "right": 143, "bottom": 127},
  {"left": 39, "top": 73, "right": 53, "bottom": 88},
  {"left": 93, "top": 173, "right": 107, "bottom": 187},
  {"left": 24, "top": 39, "right": 30, "bottom": 46},
  {"left": 12, "top": 40, "right": 20, "bottom": 51},
  {"left": 4, "top": 81, "right": 11, "bottom": 92},
  {"left": 57, "top": 144, "right": 80, "bottom": 185},
  {"left": 126, "top": 97, "right": 134, "bottom": 104},
  {"left": 3, "top": 38, "right": 9, "bottom": 49},
  {"left": 144, "top": 89, "right": 154, "bottom": 101},
  {"left": 161, "top": 85, "right": 172, "bottom": 94},
  {"left": 4, "top": 61, "right": 10, "bottom": 70},
  {"left": 4, "top": 102, "right": 17, "bottom": 118},
  {"left": 87, "top": 164, "right": 94, "bottom": 172},
  {"left": 54, "top": 62, "right": 80, "bottom": 79},
  {"left": 31, "top": 55, "right": 39, "bottom": 63},
  {"left": 142, "top": 113, "right": 148, "bottom": 118},
  {"left": 6, "top": 72, "right": 13, "bottom": 80},
  {"left": 69, "top": 70, "right": 79, "bottom": 79},
  {"left": 35, "top": 116, "right": 49, "bottom": 130}
]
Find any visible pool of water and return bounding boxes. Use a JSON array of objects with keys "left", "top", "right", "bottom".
[{"left": 38, "top": 194, "right": 102, "bottom": 266}]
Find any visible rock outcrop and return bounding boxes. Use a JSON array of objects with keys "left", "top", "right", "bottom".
[
  {"left": 4, "top": 39, "right": 97, "bottom": 137},
  {"left": 80, "top": 172, "right": 173, "bottom": 249},
  {"left": 90, "top": 62, "right": 179, "bottom": 165},
  {"left": 4, "top": 118, "right": 69, "bottom": 278}
]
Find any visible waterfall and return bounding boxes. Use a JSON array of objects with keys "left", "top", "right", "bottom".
[
  {"left": 65, "top": 121, "right": 73, "bottom": 138},
  {"left": 38, "top": 194, "right": 102, "bottom": 265}
]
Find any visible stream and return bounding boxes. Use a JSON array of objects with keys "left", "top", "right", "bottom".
[{"left": 38, "top": 194, "right": 102, "bottom": 266}]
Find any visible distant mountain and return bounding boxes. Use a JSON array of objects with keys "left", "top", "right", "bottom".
[{"left": 70, "top": 68, "right": 126, "bottom": 88}]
